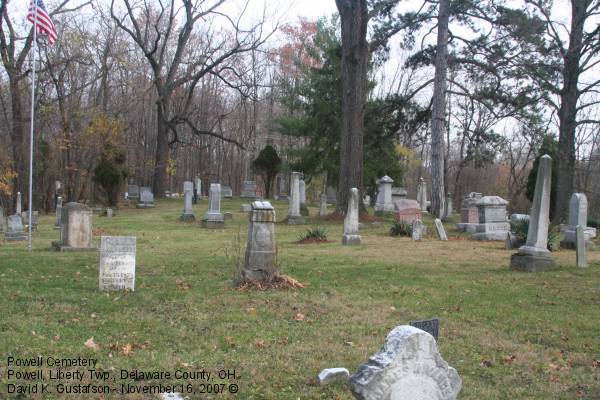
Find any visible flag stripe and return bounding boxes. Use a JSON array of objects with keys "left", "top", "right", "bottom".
[{"left": 27, "top": 0, "right": 57, "bottom": 45}]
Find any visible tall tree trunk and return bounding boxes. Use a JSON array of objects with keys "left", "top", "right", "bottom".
[
  {"left": 430, "top": 0, "right": 450, "bottom": 218},
  {"left": 335, "top": 0, "right": 369, "bottom": 213},
  {"left": 153, "top": 103, "right": 169, "bottom": 197},
  {"left": 555, "top": 0, "right": 587, "bottom": 222}
]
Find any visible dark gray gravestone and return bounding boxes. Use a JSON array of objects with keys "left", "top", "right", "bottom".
[{"left": 410, "top": 318, "right": 440, "bottom": 341}]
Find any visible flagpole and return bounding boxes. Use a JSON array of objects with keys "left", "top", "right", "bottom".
[{"left": 28, "top": 1, "right": 38, "bottom": 251}]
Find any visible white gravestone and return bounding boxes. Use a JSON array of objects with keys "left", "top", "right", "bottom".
[
  {"left": 434, "top": 218, "right": 448, "bottom": 241},
  {"left": 16, "top": 191, "right": 22, "bottom": 215},
  {"left": 349, "top": 325, "right": 461, "bottom": 400},
  {"left": 299, "top": 179, "right": 309, "bottom": 216},
  {"left": 242, "top": 201, "right": 277, "bottom": 281},
  {"left": 183, "top": 181, "right": 193, "bottom": 194},
  {"left": 319, "top": 193, "right": 328, "bottom": 217},
  {"left": 202, "top": 183, "right": 225, "bottom": 228},
  {"left": 106, "top": 208, "right": 113, "bottom": 218},
  {"left": 576, "top": 226, "right": 588, "bottom": 268},
  {"left": 342, "top": 188, "right": 361, "bottom": 246},
  {"left": 99, "top": 236, "right": 136, "bottom": 291},
  {"left": 375, "top": 175, "right": 394, "bottom": 215},
  {"left": 417, "top": 178, "right": 428, "bottom": 213},
  {"left": 180, "top": 188, "right": 195, "bottom": 222},
  {"left": 5, "top": 214, "right": 26, "bottom": 241},
  {"left": 412, "top": 220, "right": 424, "bottom": 241},
  {"left": 136, "top": 187, "right": 155, "bottom": 208},
  {"left": 287, "top": 172, "right": 305, "bottom": 225},
  {"left": 561, "top": 193, "right": 596, "bottom": 249},
  {"left": 52, "top": 202, "right": 95, "bottom": 251},
  {"left": 510, "top": 155, "right": 555, "bottom": 272},
  {"left": 55, "top": 196, "right": 63, "bottom": 229}
]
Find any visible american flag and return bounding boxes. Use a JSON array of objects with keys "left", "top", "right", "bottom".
[{"left": 27, "top": 0, "right": 57, "bottom": 45}]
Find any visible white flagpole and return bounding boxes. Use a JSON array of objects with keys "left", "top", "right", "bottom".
[{"left": 28, "top": 0, "right": 38, "bottom": 251}]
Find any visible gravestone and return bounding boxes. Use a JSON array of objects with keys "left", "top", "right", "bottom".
[
  {"left": 287, "top": 172, "right": 305, "bottom": 225},
  {"left": 0, "top": 207, "right": 4, "bottom": 233},
  {"left": 55, "top": 196, "right": 63, "bottom": 229},
  {"left": 561, "top": 193, "right": 596, "bottom": 249},
  {"left": 299, "top": 179, "right": 309, "bottom": 216},
  {"left": 16, "top": 192, "right": 22, "bottom": 215},
  {"left": 128, "top": 184, "right": 140, "bottom": 201},
  {"left": 412, "top": 220, "right": 424, "bottom": 241},
  {"left": 510, "top": 213, "right": 529, "bottom": 225},
  {"left": 5, "top": 215, "right": 26, "bottom": 241},
  {"left": 183, "top": 180, "right": 193, "bottom": 194},
  {"left": 445, "top": 194, "right": 453, "bottom": 217},
  {"left": 241, "top": 180, "right": 257, "bottom": 199},
  {"left": 510, "top": 155, "right": 555, "bottom": 272},
  {"left": 391, "top": 187, "right": 408, "bottom": 204},
  {"left": 52, "top": 202, "right": 95, "bottom": 251},
  {"left": 180, "top": 189, "right": 195, "bottom": 222},
  {"left": 242, "top": 201, "right": 277, "bottom": 281},
  {"left": 410, "top": 318, "right": 440, "bottom": 341},
  {"left": 201, "top": 183, "right": 225, "bottom": 228},
  {"left": 136, "top": 187, "right": 155, "bottom": 208},
  {"left": 434, "top": 218, "right": 448, "bottom": 241},
  {"left": 576, "top": 226, "right": 588, "bottom": 268},
  {"left": 326, "top": 186, "right": 337, "bottom": 205},
  {"left": 319, "top": 193, "right": 328, "bottom": 217},
  {"left": 106, "top": 208, "right": 113, "bottom": 218},
  {"left": 22, "top": 211, "right": 39, "bottom": 231},
  {"left": 394, "top": 199, "right": 421, "bottom": 224},
  {"left": 194, "top": 176, "right": 202, "bottom": 204},
  {"left": 417, "top": 178, "right": 428, "bottom": 213},
  {"left": 342, "top": 188, "right": 361, "bottom": 246},
  {"left": 240, "top": 204, "right": 252, "bottom": 213},
  {"left": 456, "top": 192, "right": 482, "bottom": 232},
  {"left": 348, "top": 325, "right": 461, "bottom": 400},
  {"left": 99, "top": 236, "right": 136, "bottom": 291},
  {"left": 471, "top": 196, "right": 510, "bottom": 240},
  {"left": 220, "top": 185, "right": 233, "bottom": 198},
  {"left": 374, "top": 175, "right": 394, "bottom": 215}
]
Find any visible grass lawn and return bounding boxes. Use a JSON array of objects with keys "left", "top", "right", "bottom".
[{"left": 1, "top": 198, "right": 599, "bottom": 399}]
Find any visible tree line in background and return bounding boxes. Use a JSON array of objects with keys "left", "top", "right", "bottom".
[{"left": 0, "top": 0, "right": 599, "bottom": 222}]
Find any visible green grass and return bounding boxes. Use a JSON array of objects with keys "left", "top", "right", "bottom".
[{"left": 1, "top": 198, "right": 599, "bottom": 399}]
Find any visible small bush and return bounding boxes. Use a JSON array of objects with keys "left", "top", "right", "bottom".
[
  {"left": 511, "top": 219, "right": 560, "bottom": 251},
  {"left": 588, "top": 218, "right": 599, "bottom": 228},
  {"left": 511, "top": 219, "right": 529, "bottom": 243},
  {"left": 547, "top": 224, "right": 561, "bottom": 252},
  {"left": 298, "top": 227, "right": 328, "bottom": 242},
  {"left": 390, "top": 221, "right": 412, "bottom": 237}
]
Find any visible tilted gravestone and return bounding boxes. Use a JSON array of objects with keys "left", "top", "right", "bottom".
[
  {"left": 342, "top": 188, "right": 361, "bottom": 246},
  {"left": 99, "top": 236, "right": 136, "bottom": 291},
  {"left": 375, "top": 175, "right": 394, "bottom": 215},
  {"left": 5, "top": 215, "right": 26, "bottom": 241},
  {"left": 201, "top": 183, "right": 225, "bottom": 228},
  {"left": 471, "top": 196, "right": 510, "bottom": 240},
  {"left": 561, "top": 193, "right": 596, "bottom": 249},
  {"left": 434, "top": 219, "right": 448, "bottom": 241},
  {"left": 242, "top": 201, "right": 277, "bottom": 281},
  {"left": 348, "top": 325, "right": 461, "bottom": 400},
  {"left": 52, "top": 202, "right": 95, "bottom": 251},
  {"left": 510, "top": 155, "right": 555, "bottom": 272},
  {"left": 287, "top": 172, "right": 305, "bottom": 225},
  {"left": 136, "top": 187, "right": 155, "bottom": 208}
]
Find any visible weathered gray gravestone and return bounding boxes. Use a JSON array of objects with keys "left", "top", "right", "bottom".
[
  {"left": 417, "top": 178, "right": 428, "bottom": 213},
  {"left": 5, "top": 215, "right": 26, "bottom": 241},
  {"left": 22, "top": 211, "right": 39, "bottom": 231},
  {"left": 127, "top": 184, "right": 140, "bottom": 200},
  {"left": 471, "top": 196, "right": 510, "bottom": 240},
  {"left": 194, "top": 176, "right": 202, "bottom": 204},
  {"left": 220, "top": 185, "right": 233, "bottom": 198},
  {"left": 319, "top": 193, "right": 328, "bottom": 217},
  {"left": 375, "top": 175, "right": 394, "bottom": 215},
  {"left": 201, "top": 183, "right": 225, "bottom": 228},
  {"left": 412, "top": 219, "right": 424, "bottom": 241},
  {"left": 391, "top": 187, "right": 408, "bottom": 204},
  {"left": 136, "top": 187, "right": 155, "bottom": 208},
  {"left": 348, "top": 325, "right": 461, "bottom": 400},
  {"left": 242, "top": 201, "right": 277, "bottom": 281},
  {"left": 180, "top": 189, "right": 195, "bottom": 222},
  {"left": 16, "top": 191, "right": 22, "bottom": 215},
  {"left": 287, "top": 172, "right": 305, "bottom": 225},
  {"left": 342, "top": 188, "right": 361, "bottom": 246},
  {"left": 55, "top": 196, "right": 63, "bottom": 229},
  {"left": 444, "top": 193, "right": 453, "bottom": 217},
  {"left": 183, "top": 180, "right": 193, "bottom": 194},
  {"left": 299, "top": 179, "right": 309, "bottom": 216},
  {"left": 456, "top": 192, "right": 482, "bottom": 232},
  {"left": 52, "top": 202, "right": 95, "bottom": 251},
  {"left": 434, "top": 218, "right": 448, "bottom": 241},
  {"left": 99, "top": 236, "right": 136, "bottom": 291},
  {"left": 561, "top": 193, "right": 596, "bottom": 249},
  {"left": 510, "top": 155, "right": 555, "bottom": 272},
  {"left": 241, "top": 180, "right": 257, "bottom": 199},
  {"left": 240, "top": 204, "right": 252, "bottom": 213},
  {"left": 576, "top": 226, "right": 588, "bottom": 268},
  {"left": 106, "top": 208, "right": 113, "bottom": 218}
]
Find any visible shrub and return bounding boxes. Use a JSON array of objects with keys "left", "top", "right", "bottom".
[
  {"left": 588, "top": 218, "right": 599, "bottom": 228},
  {"left": 298, "top": 227, "right": 328, "bottom": 242},
  {"left": 511, "top": 219, "right": 560, "bottom": 251},
  {"left": 390, "top": 221, "right": 412, "bottom": 237}
]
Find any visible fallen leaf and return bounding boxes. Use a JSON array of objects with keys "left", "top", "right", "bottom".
[
  {"left": 254, "top": 339, "right": 265, "bottom": 348},
  {"left": 293, "top": 313, "right": 305, "bottom": 321},
  {"left": 85, "top": 337, "right": 99, "bottom": 350},
  {"left": 246, "top": 307, "right": 257, "bottom": 315},
  {"left": 503, "top": 354, "right": 516, "bottom": 364},
  {"left": 53, "top": 335, "right": 60, "bottom": 341},
  {"left": 121, "top": 343, "right": 133, "bottom": 356},
  {"left": 176, "top": 279, "right": 191, "bottom": 291}
]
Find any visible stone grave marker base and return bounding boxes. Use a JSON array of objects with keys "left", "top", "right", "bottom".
[
  {"left": 342, "top": 234, "right": 361, "bottom": 246},
  {"left": 179, "top": 214, "right": 196, "bottom": 222},
  {"left": 510, "top": 253, "right": 555, "bottom": 272},
  {"left": 52, "top": 241, "right": 96, "bottom": 252},
  {"left": 5, "top": 233, "right": 26, "bottom": 241},
  {"left": 136, "top": 203, "right": 155, "bottom": 209},
  {"left": 287, "top": 215, "right": 305, "bottom": 225}
]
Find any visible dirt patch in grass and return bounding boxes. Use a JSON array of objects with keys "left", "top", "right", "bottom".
[
  {"left": 296, "top": 237, "right": 331, "bottom": 245},
  {"left": 236, "top": 274, "right": 307, "bottom": 290},
  {"left": 92, "top": 228, "right": 111, "bottom": 236}
]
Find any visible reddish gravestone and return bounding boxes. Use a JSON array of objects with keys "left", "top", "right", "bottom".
[{"left": 394, "top": 199, "right": 422, "bottom": 224}]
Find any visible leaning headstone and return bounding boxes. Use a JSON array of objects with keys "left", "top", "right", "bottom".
[
  {"left": 412, "top": 219, "right": 424, "bottom": 241},
  {"left": 471, "top": 196, "right": 510, "bottom": 240},
  {"left": 99, "top": 236, "right": 136, "bottom": 291},
  {"left": 287, "top": 172, "right": 305, "bottom": 225},
  {"left": 319, "top": 193, "right": 328, "bottom": 217},
  {"left": 52, "top": 202, "right": 95, "bottom": 251},
  {"left": 127, "top": 184, "right": 140, "bottom": 201},
  {"left": 410, "top": 318, "right": 440, "bottom": 341},
  {"left": 456, "top": 192, "right": 482, "bottom": 232},
  {"left": 242, "top": 201, "right": 277, "bottom": 281},
  {"left": 510, "top": 155, "right": 555, "bottom": 272},
  {"left": 55, "top": 196, "right": 63, "bottom": 229},
  {"left": 434, "top": 218, "right": 448, "bottom": 241},
  {"left": 561, "top": 193, "right": 596, "bottom": 249},
  {"left": 417, "top": 178, "right": 428, "bottom": 213},
  {"left": 299, "top": 179, "right": 309, "bottom": 216},
  {"left": 5, "top": 215, "right": 26, "bottom": 241},
  {"left": 16, "top": 192, "right": 22, "bottom": 215},
  {"left": 342, "top": 188, "right": 361, "bottom": 246},
  {"left": 394, "top": 199, "right": 421, "bottom": 224},
  {"left": 374, "top": 175, "right": 394, "bottom": 215},
  {"left": 201, "top": 183, "right": 225, "bottom": 228},
  {"left": 180, "top": 189, "right": 195, "bottom": 222},
  {"left": 220, "top": 185, "right": 233, "bottom": 198},
  {"left": 136, "top": 187, "right": 155, "bottom": 208},
  {"left": 576, "top": 226, "right": 588, "bottom": 268},
  {"left": 241, "top": 180, "right": 257, "bottom": 199},
  {"left": 348, "top": 325, "right": 461, "bottom": 400}
]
